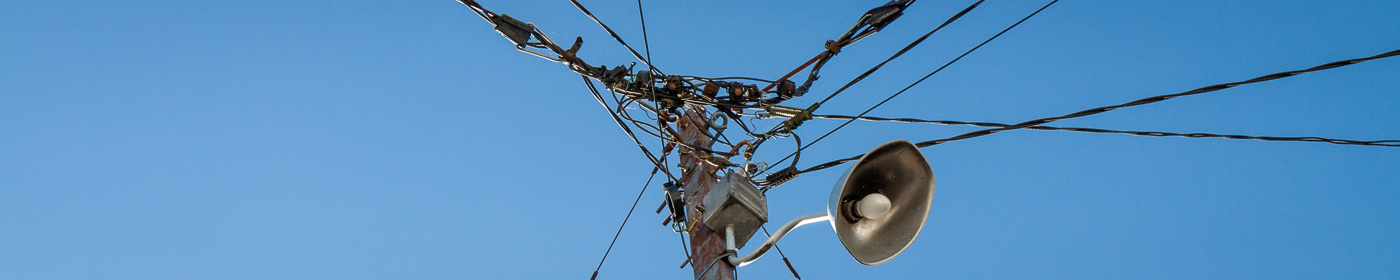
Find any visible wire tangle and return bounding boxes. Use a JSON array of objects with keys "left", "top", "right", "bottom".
[
  {"left": 454, "top": 0, "right": 933, "bottom": 184},
  {"left": 456, "top": 0, "right": 1400, "bottom": 277}
]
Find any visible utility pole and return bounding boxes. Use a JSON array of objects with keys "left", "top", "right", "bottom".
[{"left": 677, "top": 106, "right": 733, "bottom": 280}]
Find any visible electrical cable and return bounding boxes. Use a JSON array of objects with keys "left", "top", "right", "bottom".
[
  {"left": 760, "top": 0, "right": 1057, "bottom": 176},
  {"left": 760, "top": 0, "right": 916, "bottom": 94},
  {"left": 694, "top": 252, "right": 738, "bottom": 280},
  {"left": 798, "top": 47, "right": 1400, "bottom": 175},
  {"left": 760, "top": 226, "right": 802, "bottom": 279},
  {"left": 677, "top": 230, "right": 691, "bottom": 265},
  {"left": 801, "top": 113, "right": 1400, "bottom": 147},
  {"left": 590, "top": 169, "right": 659, "bottom": 280},
  {"left": 806, "top": 0, "right": 984, "bottom": 109},
  {"left": 584, "top": 75, "right": 680, "bottom": 181},
  {"left": 569, "top": 0, "right": 664, "bottom": 74}
]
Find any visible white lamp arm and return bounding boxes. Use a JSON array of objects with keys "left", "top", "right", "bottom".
[{"left": 724, "top": 211, "right": 831, "bottom": 267}]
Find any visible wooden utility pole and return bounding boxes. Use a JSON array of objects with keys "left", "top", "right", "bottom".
[{"left": 677, "top": 107, "right": 733, "bottom": 280}]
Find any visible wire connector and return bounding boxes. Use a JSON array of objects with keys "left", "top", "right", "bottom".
[
  {"left": 865, "top": 0, "right": 911, "bottom": 31},
  {"left": 490, "top": 14, "right": 534, "bottom": 48},
  {"left": 776, "top": 79, "right": 799, "bottom": 100},
  {"left": 760, "top": 166, "right": 801, "bottom": 188},
  {"left": 782, "top": 103, "right": 820, "bottom": 132}
]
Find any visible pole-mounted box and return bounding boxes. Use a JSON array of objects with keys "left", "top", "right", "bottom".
[{"left": 702, "top": 172, "right": 768, "bottom": 249}]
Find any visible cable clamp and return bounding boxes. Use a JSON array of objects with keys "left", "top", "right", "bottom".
[
  {"left": 762, "top": 166, "right": 801, "bottom": 188},
  {"left": 489, "top": 14, "right": 535, "bottom": 48},
  {"left": 824, "top": 40, "right": 842, "bottom": 54},
  {"left": 865, "top": 0, "right": 910, "bottom": 30},
  {"left": 782, "top": 103, "right": 819, "bottom": 132}
]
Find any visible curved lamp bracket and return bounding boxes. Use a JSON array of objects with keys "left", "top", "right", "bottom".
[{"left": 724, "top": 211, "right": 830, "bottom": 267}]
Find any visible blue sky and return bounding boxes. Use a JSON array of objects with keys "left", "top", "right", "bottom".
[{"left": 3, "top": 0, "right": 1398, "bottom": 279}]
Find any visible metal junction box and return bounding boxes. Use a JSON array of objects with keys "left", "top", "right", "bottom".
[{"left": 701, "top": 172, "right": 769, "bottom": 249}]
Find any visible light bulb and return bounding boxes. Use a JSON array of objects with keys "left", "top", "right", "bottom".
[{"left": 856, "top": 193, "right": 891, "bottom": 219}]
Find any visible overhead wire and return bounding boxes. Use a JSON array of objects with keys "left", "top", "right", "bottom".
[
  {"left": 633, "top": 0, "right": 685, "bottom": 193},
  {"left": 590, "top": 169, "right": 659, "bottom": 280},
  {"left": 798, "top": 47, "right": 1400, "bottom": 175},
  {"left": 806, "top": 0, "right": 984, "bottom": 109},
  {"left": 460, "top": 0, "right": 1398, "bottom": 276},
  {"left": 760, "top": 0, "right": 1058, "bottom": 177},
  {"left": 569, "top": 0, "right": 664, "bottom": 74},
  {"left": 584, "top": 75, "right": 680, "bottom": 181},
  {"left": 798, "top": 113, "right": 1400, "bottom": 147},
  {"left": 754, "top": 0, "right": 983, "bottom": 143},
  {"left": 760, "top": 0, "right": 916, "bottom": 95}
]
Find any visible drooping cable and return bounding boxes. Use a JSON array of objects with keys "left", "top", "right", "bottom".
[
  {"left": 798, "top": 47, "right": 1400, "bottom": 174},
  {"left": 590, "top": 169, "right": 659, "bottom": 280}
]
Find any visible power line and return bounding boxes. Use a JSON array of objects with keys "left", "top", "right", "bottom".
[
  {"left": 755, "top": 0, "right": 984, "bottom": 140},
  {"left": 802, "top": 113, "right": 1400, "bottom": 147},
  {"left": 797, "top": 47, "right": 1400, "bottom": 175},
  {"left": 568, "top": 0, "right": 663, "bottom": 74},
  {"left": 637, "top": 0, "right": 653, "bottom": 73},
  {"left": 590, "top": 169, "right": 659, "bottom": 280},
  {"left": 761, "top": 0, "right": 1059, "bottom": 177},
  {"left": 761, "top": 0, "right": 916, "bottom": 96},
  {"left": 808, "top": 0, "right": 984, "bottom": 109},
  {"left": 693, "top": 252, "right": 738, "bottom": 280}
]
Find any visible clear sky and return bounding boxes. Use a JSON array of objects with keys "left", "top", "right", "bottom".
[{"left": 3, "top": 0, "right": 1398, "bottom": 279}]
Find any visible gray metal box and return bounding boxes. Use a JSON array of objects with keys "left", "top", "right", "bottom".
[{"left": 701, "top": 172, "right": 769, "bottom": 249}]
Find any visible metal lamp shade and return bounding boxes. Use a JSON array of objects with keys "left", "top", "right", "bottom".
[{"left": 827, "top": 139, "right": 935, "bottom": 266}]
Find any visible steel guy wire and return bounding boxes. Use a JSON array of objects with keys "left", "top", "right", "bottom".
[
  {"left": 798, "top": 47, "right": 1400, "bottom": 175},
  {"left": 760, "top": 0, "right": 1057, "bottom": 177},
  {"left": 802, "top": 113, "right": 1400, "bottom": 147},
  {"left": 590, "top": 169, "right": 659, "bottom": 280}
]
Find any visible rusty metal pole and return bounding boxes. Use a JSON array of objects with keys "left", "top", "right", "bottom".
[{"left": 678, "top": 106, "right": 733, "bottom": 280}]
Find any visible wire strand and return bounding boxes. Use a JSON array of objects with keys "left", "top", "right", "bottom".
[
  {"left": 591, "top": 169, "right": 659, "bottom": 279},
  {"left": 584, "top": 75, "right": 680, "bottom": 181},
  {"left": 762, "top": 0, "right": 1057, "bottom": 175},
  {"left": 569, "top": 0, "right": 664, "bottom": 74},
  {"left": 805, "top": 113, "right": 1400, "bottom": 147},
  {"left": 798, "top": 47, "right": 1400, "bottom": 175}
]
